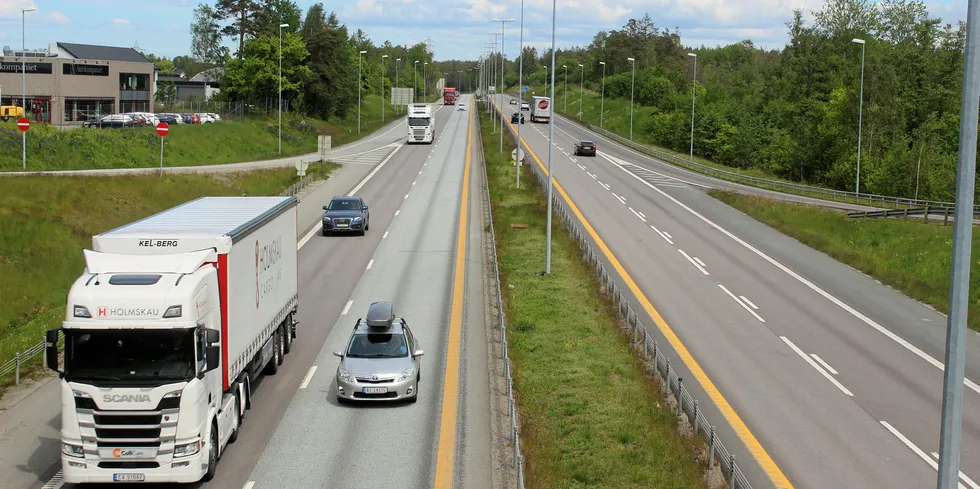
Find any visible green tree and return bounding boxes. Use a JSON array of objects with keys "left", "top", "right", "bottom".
[
  {"left": 253, "top": 0, "right": 303, "bottom": 37},
  {"left": 300, "top": 4, "right": 355, "bottom": 119},
  {"left": 221, "top": 33, "right": 312, "bottom": 103},
  {"left": 191, "top": 4, "right": 229, "bottom": 71},
  {"left": 215, "top": 0, "right": 260, "bottom": 59}
]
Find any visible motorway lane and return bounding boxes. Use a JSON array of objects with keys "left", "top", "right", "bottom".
[
  {"left": 13, "top": 103, "right": 458, "bottom": 489},
  {"left": 492, "top": 95, "right": 980, "bottom": 488},
  {"left": 243, "top": 98, "right": 483, "bottom": 489}
]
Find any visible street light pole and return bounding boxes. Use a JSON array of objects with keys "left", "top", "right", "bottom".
[
  {"left": 423, "top": 62, "right": 428, "bottom": 102},
  {"left": 599, "top": 61, "right": 606, "bottom": 128},
  {"left": 381, "top": 54, "right": 388, "bottom": 122},
  {"left": 396, "top": 58, "right": 401, "bottom": 113},
  {"left": 517, "top": 0, "right": 525, "bottom": 188},
  {"left": 278, "top": 23, "right": 289, "bottom": 155},
  {"left": 853, "top": 38, "right": 866, "bottom": 194},
  {"left": 414, "top": 60, "right": 418, "bottom": 103},
  {"left": 22, "top": 7, "right": 35, "bottom": 170},
  {"left": 488, "top": 33, "right": 501, "bottom": 135},
  {"left": 545, "top": 0, "right": 557, "bottom": 275},
  {"left": 492, "top": 19, "right": 514, "bottom": 154},
  {"left": 563, "top": 65, "right": 567, "bottom": 114},
  {"left": 688, "top": 52, "right": 697, "bottom": 162},
  {"left": 937, "top": 0, "right": 980, "bottom": 486},
  {"left": 627, "top": 57, "right": 635, "bottom": 141},
  {"left": 578, "top": 63, "right": 584, "bottom": 119},
  {"left": 358, "top": 50, "right": 367, "bottom": 133}
]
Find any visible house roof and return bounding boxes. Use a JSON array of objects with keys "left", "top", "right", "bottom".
[
  {"left": 190, "top": 67, "right": 224, "bottom": 82},
  {"left": 57, "top": 42, "right": 152, "bottom": 64}
]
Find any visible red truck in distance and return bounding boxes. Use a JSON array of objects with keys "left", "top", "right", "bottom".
[{"left": 443, "top": 88, "right": 457, "bottom": 105}]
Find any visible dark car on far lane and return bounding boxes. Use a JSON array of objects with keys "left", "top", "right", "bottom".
[
  {"left": 322, "top": 196, "right": 370, "bottom": 236},
  {"left": 574, "top": 140, "right": 596, "bottom": 157},
  {"left": 510, "top": 112, "right": 525, "bottom": 124}
]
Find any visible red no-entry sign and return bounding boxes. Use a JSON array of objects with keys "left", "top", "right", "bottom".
[
  {"left": 17, "top": 117, "right": 29, "bottom": 132},
  {"left": 155, "top": 122, "right": 169, "bottom": 137}
]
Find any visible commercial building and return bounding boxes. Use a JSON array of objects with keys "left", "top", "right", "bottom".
[{"left": 0, "top": 42, "right": 156, "bottom": 125}]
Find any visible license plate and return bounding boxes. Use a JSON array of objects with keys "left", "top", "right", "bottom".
[
  {"left": 337, "top": 224, "right": 348, "bottom": 228},
  {"left": 363, "top": 387, "right": 388, "bottom": 394},
  {"left": 113, "top": 474, "right": 145, "bottom": 482}
]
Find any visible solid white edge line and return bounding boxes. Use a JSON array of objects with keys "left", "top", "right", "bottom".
[
  {"left": 298, "top": 366, "right": 318, "bottom": 389},
  {"left": 601, "top": 149, "right": 980, "bottom": 395},
  {"left": 341, "top": 301, "right": 353, "bottom": 315},
  {"left": 738, "top": 294, "right": 758, "bottom": 309},
  {"left": 881, "top": 421, "right": 977, "bottom": 489},
  {"left": 628, "top": 207, "right": 648, "bottom": 223},
  {"left": 679, "top": 249, "right": 710, "bottom": 275},
  {"left": 650, "top": 225, "right": 674, "bottom": 245},
  {"left": 719, "top": 284, "right": 766, "bottom": 323},
  {"left": 781, "top": 336, "right": 854, "bottom": 397},
  {"left": 810, "top": 353, "right": 839, "bottom": 375},
  {"left": 366, "top": 259, "right": 374, "bottom": 270}
]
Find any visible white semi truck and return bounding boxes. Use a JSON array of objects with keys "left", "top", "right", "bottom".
[
  {"left": 407, "top": 103, "right": 434, "bottom": 144},
  {"left": 46, "top": 196, "right": 299, "bottom": 484},
  {"left": 531, "top": 96, "right": 552, "bottom": 123}
]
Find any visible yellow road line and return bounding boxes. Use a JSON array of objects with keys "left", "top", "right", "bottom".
[
  {"left": 433, "top": 98, "right": 473, "bottom": 489},
  {"left": 491, "top": 98, "right": 795, "bottom": 489}
]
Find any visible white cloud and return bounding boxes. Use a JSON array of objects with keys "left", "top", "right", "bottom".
[
  {"left": 112, "top": 18, "right": 130, "bottom": 25},
  {"left": 0, "top": 1, "right": 38, "bottom": 19},
  {"left": 47, "top": 10, "right": 70, "bottom": 24}
]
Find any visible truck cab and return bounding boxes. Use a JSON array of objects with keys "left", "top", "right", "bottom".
[{"left": 407, "top": 104, "right": 434, "bottom": 144}]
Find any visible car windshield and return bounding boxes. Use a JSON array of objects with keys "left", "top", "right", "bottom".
[
  {"left": 408, "top": 117, "right": 430, "bottom": 126},
  {"left": 328, "top": 199, "right": 360, "bottom": 211},
  {"left": 65, "top": 329, "right": 196, "bottom": 383},
  {"left": 346, "top": 332, "right": 409, "bottom": 358}
]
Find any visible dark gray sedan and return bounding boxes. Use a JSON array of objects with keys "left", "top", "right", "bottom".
[{"left": 322, "top": 196, "right": 370, "bottom": 236}]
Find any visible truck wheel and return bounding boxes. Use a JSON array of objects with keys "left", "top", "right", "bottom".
[
  {"left": 283, "top": 317, "right": 294, "bottom": 354},
  {"left": 202, "top": 423, "right": 219, "bottom": 482},
  {"left": 264, "top": 332, "right": 280, "bottom": 375},
  {"left": 228, "top": 392, "right": 241, "bottom": 444},
  {"left": 277, "top": 326, "right": 285, "bottom": 366}
]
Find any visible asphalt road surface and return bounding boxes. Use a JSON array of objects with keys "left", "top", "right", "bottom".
[
  {"left": 492, "top": 94, "right": 980, "bottom": 489},
  {"left": 2, "top": 98, "right": 492, "bottom": 489}
]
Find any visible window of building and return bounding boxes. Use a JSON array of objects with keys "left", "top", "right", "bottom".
[
  {"left": 119, "top": 101, "right": 150, "bottom": 113},
  {"left": 64, "top": 98, "right": 114, "bottom": 122},
  {"left": 120, "top": 73, "right": 149, "bottom": 91}
]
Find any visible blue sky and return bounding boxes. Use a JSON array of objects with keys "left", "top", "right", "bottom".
[{"left": 1, "top": 0, "right": 970, "bottom": 62}]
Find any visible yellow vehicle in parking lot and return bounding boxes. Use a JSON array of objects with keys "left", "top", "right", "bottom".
[{"left": 0, "top": 105, "right": 24, "bottom": 121}]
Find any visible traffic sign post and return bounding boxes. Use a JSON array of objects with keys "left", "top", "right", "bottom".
[
  {"left": 522, "top": 86, "right": 529, "bottom": 91},
  {"left": 156, "top": 122, "right": 169, "bottom": 175},
  {"left": 18, "top": 117, "right": 29, "bottom": 170},
  {"left": 510, "top": 148, "right": 525, "bottom": 166}
]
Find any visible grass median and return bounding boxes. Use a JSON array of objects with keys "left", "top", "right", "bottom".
[
  {"left": 0, "top": 94, "right": 407, "bottom": 172},
  {"left": 0, "top": 162, "right": 339, "bottom": 390},
  {"left": 710, "top": 190, "right": 980, "bottom": 332},
  {"left": 480, "top": 105, "right": 708, "bottom": 488}
]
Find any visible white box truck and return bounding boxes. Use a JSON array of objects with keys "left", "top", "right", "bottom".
[
  {"left": 531, "top": 96, "right": 552, "bottom": 123},
  {"left": 407, "top": 103, "right": 434, "bottom": 144},
  {"left": 46, "top": 196, "right": 299, "bottom": 484}
]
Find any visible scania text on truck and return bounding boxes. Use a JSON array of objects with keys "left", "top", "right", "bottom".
[
  {"left": 443, "top": 88, "right": 457, "bottom": 105},
  {"left": 45, "top": 196, "right": 300, "bottom": 484},
  {"left": 407, "top": 103, "right": 434, "bottom": 144},
  {"left": 531, "top": 96, "right": 552, "bottom": 123}
]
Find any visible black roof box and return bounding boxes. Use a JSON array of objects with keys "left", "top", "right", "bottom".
[{"left": 365, "top": 301, "right": 395, "bottom": 328}]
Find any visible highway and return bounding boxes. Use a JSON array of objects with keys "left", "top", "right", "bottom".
[
  {"left": 492, "top": 94, "right": 980, "bottom": 489},
  {"left": 1, "top": 96, "right": 494, "bottom": 489}
]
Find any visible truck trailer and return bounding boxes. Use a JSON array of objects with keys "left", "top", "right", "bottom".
[
  {"left": 443, "top": 88, "right": 457, "bottom": 105},
  {"left": 46, "top": 196, "right": 299, "bottom": 484},
  {"left": 407, "top": 103, "right": 434, "bottom": 144},
  {"left": 531, "top": 96, "right": 552, "bottom": 123}
]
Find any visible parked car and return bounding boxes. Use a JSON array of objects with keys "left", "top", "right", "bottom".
[
  {"left": 322, "top": 196, "right": 370, "bottom": 236},
  {"left": 510, "top": 112, "right": 525, "bottom": 124},
  {"left": 573, "top": 140, "right": 597, "bottom": 157},
  {"left": 83, "top": 114, "right": 135, "bottom": 129},
  {"left": 156, "top": 113, "right": 179, "bottom": 124}
]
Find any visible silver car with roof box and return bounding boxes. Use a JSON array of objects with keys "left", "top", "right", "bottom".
[{"left": 333, "top": 302, "right": 423, "bottom": 404}]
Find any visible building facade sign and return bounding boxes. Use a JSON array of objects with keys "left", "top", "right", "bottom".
[
  {"left": 0, "top": 62, "right": 53, "bottom": 74},
  {"left": 63, "top": 63, "right": 109, "bottom": 76}
]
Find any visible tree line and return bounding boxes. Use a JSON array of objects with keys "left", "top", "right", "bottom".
[
  {"left": 507, "top": 0, "right": 968, "bottom": 202},
  {"left": 184, "top": 0, "right": 466, "bottom": 121}
]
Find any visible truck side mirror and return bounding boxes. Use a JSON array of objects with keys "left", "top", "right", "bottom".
[
  {"left": 205, "top": 328, "right": 220, "bottom": 345},
  {"left": 45, "top": 329, "right": 61, "bottom": 374},
  {"left": 206, "top": 345, "right": 220, "bottom": 372}
]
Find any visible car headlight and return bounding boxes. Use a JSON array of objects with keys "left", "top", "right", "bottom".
[
  {"left": 62, "top": 443, "right": 84, "bottom": 458},
  {"left": 397, "top": 367, "right": 416, "bottom": 382},
  {"left": 323, "top": 216, "right": 331, "bottom": 221},
  {"left": 352, "top": 216, "right": 363, "bottom": 222},
  {"left": 338, "top": 368, "right": 353, "bottom": 383},
  {"left": 174, "top": 440, "right": 200, "bottom": 458}
]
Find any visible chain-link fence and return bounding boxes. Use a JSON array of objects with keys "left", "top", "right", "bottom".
[{"left": 489, "top": 99, "right": 757, "bottom": 489}]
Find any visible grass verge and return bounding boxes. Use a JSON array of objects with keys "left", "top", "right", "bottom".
[
  {"left": 0, "top": 94, "right": 410, "bottom": 171},
  {"left": 710, "top": 190, "right": 979, "bottom": 332},
  {"left": 0, "top": 162, "right": 339, "bottom": 390},
  {"left": 481, "top": 104, "right": 709, "bottom": 488}
]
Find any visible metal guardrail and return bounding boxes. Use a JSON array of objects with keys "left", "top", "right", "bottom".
[
  {"left": 488, "top": 99, "right": 755, "bottom": 489},
  {"left": 0, "top": 331, "right": 59, "bottom": 385},
  {"left": 552, "top": 106, "right": 977, "bottom": 213},
  {"left": 479, "top": 113, "right": 526, "bottom": 489},
  {"left": 847, "top": 206, "right": 980, "bottom": 225},
  {"left": 281, "top": 172, "right": 315, "bottom": 197}
]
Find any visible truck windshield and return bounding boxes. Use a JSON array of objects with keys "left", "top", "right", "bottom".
[
  {"left": 408, "top": 117, "right": 430, "bottom": 126},
  {"left": 65, "top": 329, "right": 195, "bottom": 383},
  {"left": 346, "top": 332, "right": 409, "bottom": 358}
]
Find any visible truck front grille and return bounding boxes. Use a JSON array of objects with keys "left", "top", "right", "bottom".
[{"left": 78, "top": 408, "right": 178, "bottom": 448}]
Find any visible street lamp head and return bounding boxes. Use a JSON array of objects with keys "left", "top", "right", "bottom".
[
  {"left": 396, "top": 58, "right": 401, "bottom": 61},
  {"left": 852, "top": 38, "right": 865, "bottom": 44},
  {"left": 382, "top": 54, "right": 388, "bottom": 58},
  {"left": 627, "top": 57, "right": 634, "bottom": 62},
  {"left": 599, "top": 61, "right": 605, "bottom": 65},
  {"left": 279, "top": 23, "right": 289, "bottom": 28},
  {"left": 687, "top": 52, "right": 696, "bottom": 57},
  {"left": 360, "top": 50, "right": 367, "bottom": 54},
  {"left": 414, "top": 60, "right": 419, "bottom": 65},
  {"left": 578, "top": 63, "right": 584, "bottom": 67},
  {"left": 424, "top": 62, "right": 428, "bottom": 65},
  {"left": 22, "top": 7, "right": 36, "bottom": 12}
]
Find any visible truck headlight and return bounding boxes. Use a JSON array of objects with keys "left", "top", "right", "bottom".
[
  {"left": 174, "top": 440, "right": 200, "bottom": 458},
  {"left": 397, "top": 367, "right": 416, "bottom": 382},
  {"left": 338, "top": 368, "right": 353, "bottom": 383},
  {"left": 63, "top": 443, "right": 84, "bottom": 458}
]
